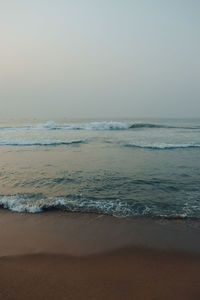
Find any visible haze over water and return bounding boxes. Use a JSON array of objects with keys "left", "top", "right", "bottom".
[
  {"left": 0, "top": 2, "right": 199, "bottom": 218},
  {"left": 1, "top": 1, "right": 200, "bottom": 119}
]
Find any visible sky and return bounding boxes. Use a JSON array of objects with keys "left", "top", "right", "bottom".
[{"left": 0, "top": 0, "right": 200, "bottom": 119}]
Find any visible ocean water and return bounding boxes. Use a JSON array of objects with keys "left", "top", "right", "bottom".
[{"left": 0, "top": 118, "right": 200, "bottom": 218}]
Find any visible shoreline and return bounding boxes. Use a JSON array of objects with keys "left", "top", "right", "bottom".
[{"left": 0, "top": 210, "right": 200, "bottom": 299}]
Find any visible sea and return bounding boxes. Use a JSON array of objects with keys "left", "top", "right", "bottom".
[{"left": 0, "top": 118, "right": 200, "bottom": 219}]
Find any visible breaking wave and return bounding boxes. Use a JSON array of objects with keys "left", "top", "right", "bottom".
[
  {"left": 0, "top": 139, "right": 85, "bottom": 146},
  {"left": 0, "top": 121, "right": 194, "bottom": 131},
  {"left": 0, "top": 121, "right": 130, "bottom": 131},
  {"left": 125, "top": 143, "right": 200, "bottom": 150},
  {"left": 129, "top": 123, "right": 174, "bottom": 129},
  {"left": 0, "top": 194, "right": 199, "bottom": 218}
]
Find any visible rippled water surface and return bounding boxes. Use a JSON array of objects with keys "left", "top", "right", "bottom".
[{"left": 0, "top": 118, "right": 200, "bottom": 218}]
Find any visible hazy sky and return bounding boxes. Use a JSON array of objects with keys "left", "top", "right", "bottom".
[{"left": 0, "top": 0, "right": 200, "bottom": 119}]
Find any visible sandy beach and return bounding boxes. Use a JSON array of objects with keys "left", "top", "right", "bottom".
[
  {"left": 1, "top": 0, "right": 200, "bottom": 298},
  {"left": 0, "top": 210, "right": 200, "bottom": 300}
]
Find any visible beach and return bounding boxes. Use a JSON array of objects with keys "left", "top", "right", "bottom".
[
  {"left": 1, "top": 0, "right": 200, "bottom": 297},
  {"left": 0, "top": 210, "right": 200, "bottom": 300},
  {"left": 0, "top": 119, "right": 200, "bottom": 299}
]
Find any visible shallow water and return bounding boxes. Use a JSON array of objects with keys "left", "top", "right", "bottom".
[{"left": 0, "top": 118, "right": 200, "bottom": 218}]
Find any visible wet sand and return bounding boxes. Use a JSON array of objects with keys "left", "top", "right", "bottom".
[{"left": 0, "top": 210, "right": 200, "bottom": 299}]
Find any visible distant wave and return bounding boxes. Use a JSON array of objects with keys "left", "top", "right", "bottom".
[
  {"left": 125, "top": 143, "right": 200, "bottom": 150},
  {"left": 0, "top": 139, "right": 85, "bottom": 146},
  {"left": 0, "top": 121, "right": 130, "bottom": 131},
  {"left": 0, "top": 194, "right": 199, "bottom": 218},
  {"left": 62, "top": 121, "right": 131, "bottom": 130},
  {"left": 0, "top": 121, "right": 195, "bottom": 131},
  {"left": 129, "top": 123, "right": 174, "bottom": 129}
]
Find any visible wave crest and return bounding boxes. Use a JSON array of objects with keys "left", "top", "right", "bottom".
[
  {"left": 0, "top": 121, "right": 189, "bottom": 131},
  {"left": 0, "top": 194, "right": 199, "bottom": 218},
  {"left": 125, "top": 143, "right": 200, "bottom": 150},
  {"left": 0, "top": 139, "right": 85, "bottom": 146},
  {"left": 129, "top": 123, "right": 174, "bottom": 129},
  {"left": 0, "top": 121, "right": 130, "bottom": 131}
]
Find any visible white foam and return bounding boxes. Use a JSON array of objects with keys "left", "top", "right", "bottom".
[
  {"left": 0, "top": 196, "right": 42, "bottom": 213},
  {"left": 125, "top": 143, "right": 200, "bottom": 149},
  {"left": 0, "top": 195, "right": 133, "bottom": 215},
  {"left": 73, "top": 121, "right": 130, "bottom": 130},
  {"left": 0, "top": 139, "right": 85, "bottom": 146},
  {"left": 0, "top": 121, "right": 131, "bottom": 131},
  {"left": 0, "top": 121, "right": 199, "bottom": 131},
  {"left": 0, "top": 194, "right": 199, "bottom": 218},
  {"left": 35, "top": 121, "right": 58, "bottom": 130}
]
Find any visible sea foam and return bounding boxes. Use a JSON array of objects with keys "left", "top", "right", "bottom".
[
  {"left": 0, "top": 139, "right": 85, "bottom": 146},
  {"left": 0, "top": 194, "right": 199, "bottom": 218},
  {"left": 125, "top": 143, "right": 200, "bottom": 150},
  {"left": 0, "top": 121, "right": 185, "bottom": 131},
  {"left": 0, "top": 121, "right": 130, "bottom": 131}
]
